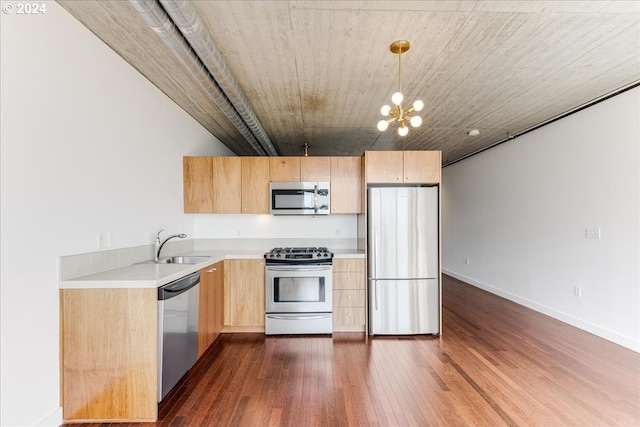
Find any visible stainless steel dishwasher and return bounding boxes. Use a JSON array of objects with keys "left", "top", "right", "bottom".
[{"left": 157, "top": 271, "right": 200, "bottom": 401}]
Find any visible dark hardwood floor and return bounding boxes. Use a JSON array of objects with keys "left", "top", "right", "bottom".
[{"left": 64, "top": 275, "right": 640, "bottom": 427}]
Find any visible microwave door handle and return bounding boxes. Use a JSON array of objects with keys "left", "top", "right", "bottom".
[{"left": 314, "top": 184, "right": 319, "bottom": 213}]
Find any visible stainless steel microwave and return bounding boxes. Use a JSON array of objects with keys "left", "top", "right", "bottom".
[{"left": 270, "top": 182, "right": 330, "bottom": 215}]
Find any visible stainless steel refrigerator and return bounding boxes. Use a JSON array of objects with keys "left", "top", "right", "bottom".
[{"left": 368, "top": 186, "right": 440, "bottom": 335}]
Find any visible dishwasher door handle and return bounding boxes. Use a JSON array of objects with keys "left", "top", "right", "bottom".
[{"left": 158, "top": 272, "right": 200, "bottom": 300}]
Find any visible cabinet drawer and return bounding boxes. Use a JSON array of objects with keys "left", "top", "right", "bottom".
[
  {"left": 333, "top": 258, "right": 364, "bottom": 272},
  {"left": 333, "top": 307, "right": 366, "bottom": 327},
  {"left": 333, "top": 271, "right": 365, "bottom": 290},
  {"left": 334, "top": 289, "right": 365, "bottom": 307}
]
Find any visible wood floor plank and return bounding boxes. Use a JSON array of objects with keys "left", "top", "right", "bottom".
[{"left": 62, "top": 275, "right": 639, "bottom": 427}]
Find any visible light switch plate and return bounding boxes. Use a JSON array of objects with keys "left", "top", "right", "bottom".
[
  {"left": 98, "top": 233, "right": 107, "bottom": 249},
  {"left": 585, "top": 228, "right": 601, "bottom": 240},
  {"left": 108, "top": 233, "right": 117, "bottom": 248}
]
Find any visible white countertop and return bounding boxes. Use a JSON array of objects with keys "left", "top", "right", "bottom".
[{"left": 60, "top": 249, "right": 364, "bottom": 289}]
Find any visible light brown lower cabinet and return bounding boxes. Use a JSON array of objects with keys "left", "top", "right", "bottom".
[
  {"left": 333, "top": 258, "right": 366, "bottom": 332},
  {"left": 198, "top": 261, "right": 224, "bottom": 357},
  {"left": 60, "top": 262, "right": 225, "bottom": 423},
  {"left": 60, "top": 288, "right": 158, "bottom": 422},
  {"left": 223, "top": 259, "right": 265, "bottom": 332}
]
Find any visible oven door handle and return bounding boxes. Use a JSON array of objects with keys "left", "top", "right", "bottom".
[
  {"left": 266, "top": 266, "right": 332, "bottom": 272},
  {"left": 266, "top": 314, "right": 332, "bottom": 320}
]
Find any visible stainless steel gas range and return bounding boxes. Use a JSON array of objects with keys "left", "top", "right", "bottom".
[{"left": 264, "top": 247, "right": 333, "bottom": 335}]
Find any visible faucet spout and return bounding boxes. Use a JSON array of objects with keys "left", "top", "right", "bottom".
[{"left": 154, "top": 230, "right": 187, "bottom": 262}]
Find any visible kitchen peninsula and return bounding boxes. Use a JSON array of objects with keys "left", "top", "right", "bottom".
[{"left": 59, "top": 248, "right": 364, "bottom": 422}]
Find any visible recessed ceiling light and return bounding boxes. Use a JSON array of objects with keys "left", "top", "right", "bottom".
[{"left": 467, "top": 129, "right": 480, "bottom": 136}]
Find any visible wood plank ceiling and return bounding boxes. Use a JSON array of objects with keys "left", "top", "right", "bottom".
[{"left": 58, "top": 1, "right": 640, "bottom": 165}]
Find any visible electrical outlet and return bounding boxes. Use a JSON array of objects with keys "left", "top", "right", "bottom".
[
  {"left": 336, "top": 228, "right": 341, "bottom": 236},
  {"left": 97, "top": 233, "right": 107, "bottom": 250},
  {"left": 585, "top": 228, "right": 601, "bottom": 240},
  {"left": 108, "top": 232, "right": 117, "bottom": 248},
  {"left": 465, "top": 258, "right": 470, "bottom": 265},
  {"left": 235, "top": 229, "right": 241, "bottom": 237},
  {"left": 573, "top": 286, "right": 582, "bottom": 298}
]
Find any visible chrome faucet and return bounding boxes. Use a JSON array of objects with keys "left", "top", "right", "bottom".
[{"left": 154, "top": 229, "right": 187, "bottom": 262}]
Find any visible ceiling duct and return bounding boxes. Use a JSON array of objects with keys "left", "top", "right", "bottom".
[
  {"left": 159, "top": 0, "right": 278, "bottom": 156},
  {"left": 128, "top": 0, "right": 274, "bottom": 156}
]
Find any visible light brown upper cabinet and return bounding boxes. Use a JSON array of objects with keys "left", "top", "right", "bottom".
[
  {"left": 330, "top": 157, "right": 362, "bottom": 214},
  {"left": 365, "top": 151, "right": 404, "bottom": 183},
  {"left": 269, "top": 157, "right": 301, "bottom": 181},
  {"left": 183, "top": 157, "right": 214, "bottom": 213},
  {"left": 301, "top": 156, "right": 331, "bottom": 181},
  {"left": 364, "top": 151, "right": 441, "bottom": 184},
  {"left": 403, "top": 151, "right": 441, "bottom": 183},
  {"left": 241, "top": 157, "right": 270, "bottom": 214},
  {"left": 183, "top": 156, "right": 241, "bottom": 213},
  {"left": 185, "top": 156, "right": 362, "bottom": 214},
  {"left": 269, "top": 156, "right": 331, "bottom": 182}
]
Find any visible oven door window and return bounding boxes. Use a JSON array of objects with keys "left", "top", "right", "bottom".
[{"left": 274, "top": 277, "right": 325, "bottom": 303}]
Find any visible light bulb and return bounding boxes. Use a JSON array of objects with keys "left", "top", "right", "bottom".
[
  {"left": 413, "top": 100, "right": 424, "bottom": 112},
  {"left": 398, "top": 125, "right": 409, "bottom": 136},
  {"left": 391, "top": 91, "right": 403, "bottom": 105},
  {"left": 410, "top": 116, "right": 422, "bottom": 128},
  {"left": 380, "top": 105, "right": 391, "bottom": 116},
  {"left": 377, "top": 120, "right": 389, "bottom": 132}
]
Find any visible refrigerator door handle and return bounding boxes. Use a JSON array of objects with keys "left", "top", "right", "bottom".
[
  {"left": 375, "top": 280, "right": 379, "bottom": 311},
  {"left": 372, "top": 228, "right": 379, "bottom": 279},
  {"left": 373, "top": 229, "right": 379, "bottom": 310}
]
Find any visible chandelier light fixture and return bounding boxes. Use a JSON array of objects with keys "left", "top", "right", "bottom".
[{"left": 377, "top": 40, "right": 424, "bottom": 136}]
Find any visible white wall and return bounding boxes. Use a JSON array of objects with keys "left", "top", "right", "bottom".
[
  {"left": 194, "top": 214, "right": 357, "bottom": 239},
  {"left": 0, "top": 3, "right": 233, "bottom": 425},
  {"left": 442, "top": 87, "right": 640, "bottom": 351}
]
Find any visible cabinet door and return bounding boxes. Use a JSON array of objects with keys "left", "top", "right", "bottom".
[
  {"left": 224, "top": 259, "right": 265, "bottom": 327},
  {"left": 270, "top": 157, "right": 300, "bottom": 181},
  {"left": 211, "top": 157, "right": 241, "bottom": 213},
  {"left": 241, "top": 157, "right": 270, "bottom": 213},
  {"left": 332, "top": 257, "right": 366, "bottom": 332},
  {"left": 403, "top": 151, "right": 441, "bottom": 184},
  {"left": 198, "top": 261, "right": 224, "bottom": 357},
  {"left": 301, "top": 156, "right": 331, "bottom": 181},
  {"left": 364, "top": 151, "right": 403, "bottom": 183},
  {"left": 184, "top": 157, "right": 214, "bottom": 213},
  {"left": 61, "top": 288, "right": 157, "bottom": 421},
  {"left": 330, "top": 157, "right": 361, "bottom": 214},
  {"left": 184, "top": 157, "right": 242, "bottom": 213},
  {"left": 333, "top": 258, "right": 365, "bottom": 273}
]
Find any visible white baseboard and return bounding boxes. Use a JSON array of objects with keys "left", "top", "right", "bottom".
[
  {"left": 35, "top": 407, "right": 62, "bottom": 427},
  {"left": 443, "top": 269, "right": 639, "bottom": 352}
]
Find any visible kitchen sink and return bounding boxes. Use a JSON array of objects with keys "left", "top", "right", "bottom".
[{"left": 138, "top": 256, "right": 212, "bottom": 265}]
